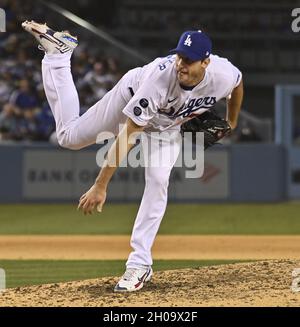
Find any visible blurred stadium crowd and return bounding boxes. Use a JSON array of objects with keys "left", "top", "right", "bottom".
[
  {"left": 2, "top": 0, "right": 294, "bottom": 143},
  {"left": 0, "top": 0, "right": 122, "bottom": 142}
]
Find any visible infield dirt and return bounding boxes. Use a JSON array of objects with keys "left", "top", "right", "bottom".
[
  {"left": 1, "top": 235, "right": 300, "bottom": 259},
  {"left": 1, "top": 235, "right": 300, "bottom": 306},
  {"left": 1, "top": 260, "right": 300, "bottom": 306}
]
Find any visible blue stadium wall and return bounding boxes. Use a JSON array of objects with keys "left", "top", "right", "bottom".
[{"left": 0, "top": 144, "right": 286, "bottom": 203}]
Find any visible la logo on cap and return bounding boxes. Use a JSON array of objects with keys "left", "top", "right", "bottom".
[{"left": 184, "top": 34, "right": 192, "bottom": 47}]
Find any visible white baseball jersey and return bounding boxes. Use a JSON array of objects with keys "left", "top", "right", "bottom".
[{"left": 121, "top": 54, "right": 242, "bottom": 132}]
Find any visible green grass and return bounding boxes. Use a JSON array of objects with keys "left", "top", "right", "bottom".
[
  {"left": 0, "top": 259, "right": 245, "bottom": 288},
  {"left": 0, "top": 203, "right": 300, "bottom": 235}
]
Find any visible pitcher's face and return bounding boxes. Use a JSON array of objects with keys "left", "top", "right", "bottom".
[{"left": 175, "top": 54, "right": 210, "bottom": 87}]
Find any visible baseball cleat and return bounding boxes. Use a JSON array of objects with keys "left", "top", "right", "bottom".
[
  {"left": 21, "top": 20, "right": 78, "bottom": 54},
  {"left": 114, "top": 266, "right": 153, "bottom": 292}
]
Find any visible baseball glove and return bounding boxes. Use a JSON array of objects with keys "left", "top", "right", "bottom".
[{"left": 180, "top": 110, "right": 232, "bottom": 149}]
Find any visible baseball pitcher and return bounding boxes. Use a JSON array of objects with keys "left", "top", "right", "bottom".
[{"left": 22, "top": 21, "right": 243, "bottom": 292}]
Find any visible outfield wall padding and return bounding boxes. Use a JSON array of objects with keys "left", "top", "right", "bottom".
[{"left": 0, "top": 143, "right": 286, "bottom": 202}]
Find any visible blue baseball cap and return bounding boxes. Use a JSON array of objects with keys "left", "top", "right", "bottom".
[{"left": 170, "top": 30, "right": 212, "bottom": 61}]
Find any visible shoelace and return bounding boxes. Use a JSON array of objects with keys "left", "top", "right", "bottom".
[
  {"left": 122, "top": 268, "right": 149, "bottom": 281},
  {"left": 123, "top": 268, "right": 138, "bottom": 281}
]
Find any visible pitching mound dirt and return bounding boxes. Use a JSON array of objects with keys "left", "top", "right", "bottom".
[{"left": 1, "top": 260, "right": 300, "bottom": 307}]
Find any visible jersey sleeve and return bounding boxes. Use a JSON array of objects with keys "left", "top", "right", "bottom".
[
  {"left": 122, "top": 83, "right": 162, "bottom": 126},
  {"left": 232, "top": 64, "right": 242, "bottom": 88},
  {"left": 225, "top": 63, "right": 242, "bottom": 99}
]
